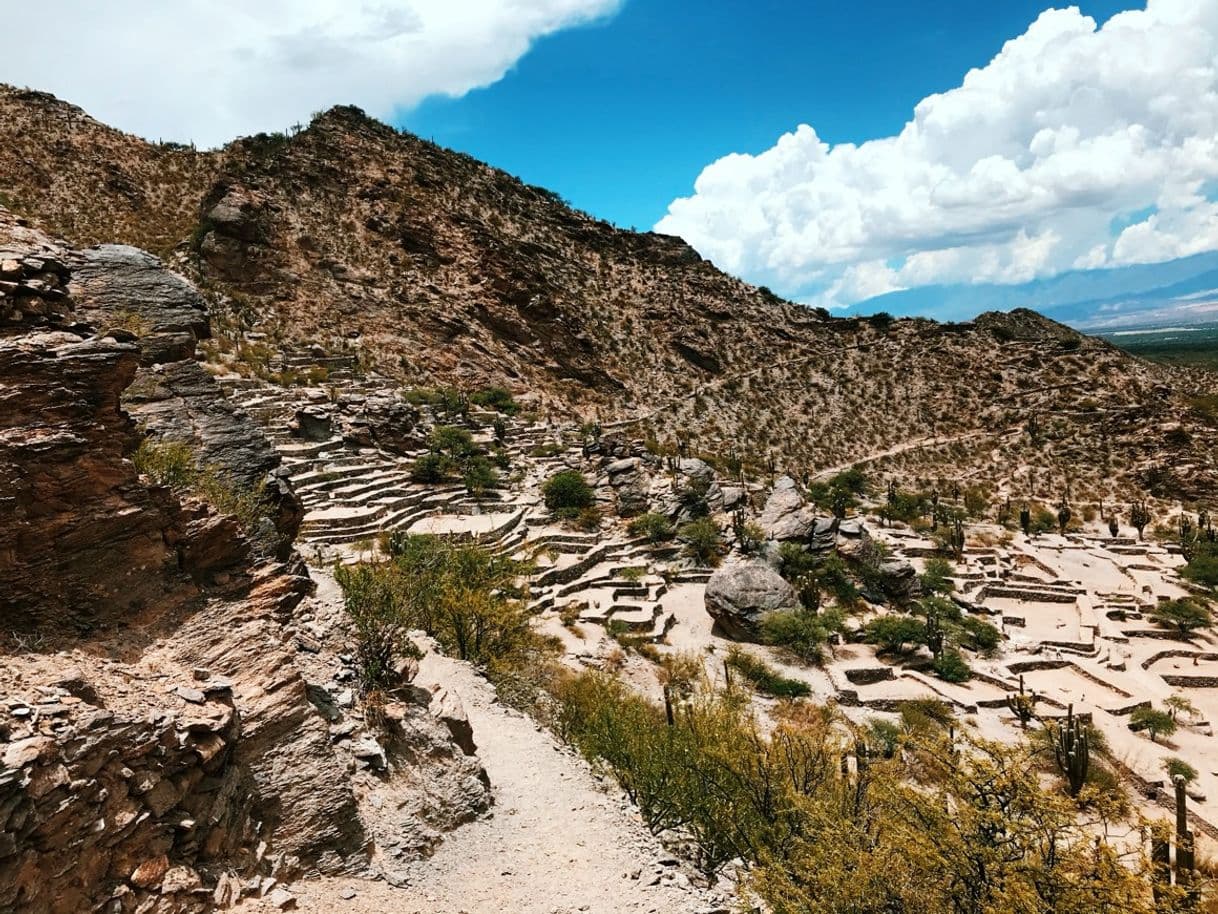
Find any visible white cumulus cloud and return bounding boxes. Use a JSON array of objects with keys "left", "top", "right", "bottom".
[
  {"left": 1, "top": 0, "right": 619, "bottom": 147},
  {"left": 656, "top": 0, "right": 1218, "bottom": 307}
]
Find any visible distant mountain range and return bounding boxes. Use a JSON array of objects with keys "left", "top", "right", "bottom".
[{"left": 848, "top": 251, "right": 1218, "bottom": 330}]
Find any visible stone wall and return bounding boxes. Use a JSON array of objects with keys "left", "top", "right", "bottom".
[{"left": 1, "top": 684, "right": 258, "bottom": 914}]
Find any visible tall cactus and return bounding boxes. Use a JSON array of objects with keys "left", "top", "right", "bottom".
[
  {"left": 948, "top": 516, "right": 965, "bottom": 560},
  {"left": 1057, "top": 501, "right": 1072, "bottom": 535},
  {"left": 1053, "top": 703, "right": 1090, "bottom": 797},
  {"left": 1175, "top": 774, "right": 1194, "bottom": 883},
  {"left": 1131, "top": 501, "right": 1151, "bottom": 541},
  {"left": 1006, "top": 675, "right": 1037, "bottom": 729}
]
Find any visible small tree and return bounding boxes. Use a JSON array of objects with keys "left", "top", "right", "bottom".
[
  {"left": 462, "top": 456, "right": 499, "bottom": 498},
  {"left": 1164, "top": 757, "right": 1198, "bottom": 784},
  {"left": 932, "top": 648, "right": 971, "bottom": 683},
  {"left": 410, "top": 452, "right": 452, "bottom": 483},
  {"left": 864, "top": 615, "right": 927, "bottom": 655},
  {"left": 430, "top": 424, "right": 475, "bottom": 457},
  {"left": 1165, "top": 693, "right": 1198, "bottom": 722},
  {"left": 1150, "top": 598, "right": 1212, "bottom": 639},
  {"left": 1131, "top": 706, "right": 1177, "bottom": 743},
  {"left": 333, "top": 563, "right": 418, "bottom": 693}
]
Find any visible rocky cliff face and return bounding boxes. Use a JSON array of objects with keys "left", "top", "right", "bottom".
[
  {"left": 0, "top": 210, "right": 301, "bottom": 629},
  {"left": 0, "top": 210, "right": 490, "bottom": 913},
  {"left": 0, "top": 216, "right": 193, "bottom": 629}
]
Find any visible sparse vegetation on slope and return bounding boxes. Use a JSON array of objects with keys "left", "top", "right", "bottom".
[
  {"left": 553, "top": 671, "right": 1166, "bottom": 913},
  {"left": 2, "top": 84, "right": 1215, "bottom": 502}
]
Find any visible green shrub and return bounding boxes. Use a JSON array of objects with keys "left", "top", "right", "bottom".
[
  {"left": 462, "top": 455, "right": 499, "bottom": 496},
  {"left": 470, "top": 386, "right": 519, "bottom": 414},
  {"left": 552, "top": 673, "right": 1153, "bottom": 910},
  {"left": 132, "top": 437, "right": 274, "bottom": 549},
  {"left": 920, "top": 557, "right": 956, "bottom": 595},
  {"left": 678, "top": 517, "right": 724, "bottom": 565},
  {"left": 1182, "top": 542, "right": 1218, "bottom": 587},
  {"left": 961, "top": 616, "right": 1002, "bottom": 652},
  {"left": 760, "top": 608, "right": 842, "bottom": 665},
  {"left": 1130, "top": 706, "right": 1177, "bottom": 743},
  {"left": 429, "top": 424, "right": 476, "bottom": 458},
  {"left": 1150, "top": 598, "right": 1212, "bottom": 637},
  {"left": 629, "top": 512, "right": 675, "bottom": 544},
  {"left": 571, "top": 505, "right": 603, "bottom": 531},
  {"left": 132, "top": 438, "right": 196, "bottom": 489},
  {"left": 410, "top": 452, "right": 453, "bottom": 483},
  {"left": 1164, "top": 757, "right": 1198, "bottom": 784},
  {"left": 864, "top": 615, "right": 927, "bottom": 654},
  {"left": 543, "top": 470, "right": 595, "bottom": 512},
  {"left": 332, "top": 562, "right": 421, "bottom": 692},
  {"left": 866, "top": 717, "right": 902, "bottom": 758},
  {"left": 726, "top": 646, "right": 811, "bottom": 698},
  {"left": 337, "top": 535, "right": 544, "bottom": 670},
  {"left": 931, "top": 648, "right": 971, "bottom": 683}
]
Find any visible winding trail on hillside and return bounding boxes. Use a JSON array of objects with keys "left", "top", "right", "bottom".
[
  {"left": 809, "top": 428, "right": 1001, "bottom": 481},
  {"left": 602, "top": 336, "right": 903, "bottom": 430}
]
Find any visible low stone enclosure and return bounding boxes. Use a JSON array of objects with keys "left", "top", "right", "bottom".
[{"left": 218, "top": 368, "right": 1218, "bottom": 850}]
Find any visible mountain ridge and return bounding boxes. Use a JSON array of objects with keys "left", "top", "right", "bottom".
[{"left": 2, "top": 83, "right": 1215, "bottom": 502}]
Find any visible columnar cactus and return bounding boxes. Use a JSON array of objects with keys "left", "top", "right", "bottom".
[
  {"left": 1176, "top": 774, "right": 1195, "bottom": 883},
  {"left": 1053, "top": 703, "right": 1090, "bottom": 797},
  {"left": 949, "top": 517, "right": 965, "bottom": 560},
  {"left": 1006, "top": 675, "right": 1037, "bottom": 729},
  {"left": 1057, "top": 501, "right": 1072, "bottom": 535}
]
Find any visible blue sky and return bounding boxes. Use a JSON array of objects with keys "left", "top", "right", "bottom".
[
  {"left": 401, "top": 1, "right": 1142, "bottom": 231},
  {"left": 8, "top": 0, "right": 1218, "bottom": 320}
]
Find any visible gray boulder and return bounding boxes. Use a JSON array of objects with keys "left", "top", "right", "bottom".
[
  {"left": 758, "top": 476, "right": 818, "bottom": 541},
  {"left": 337, "top": 394, "right": 422, "bottom": 454},
  {"left": 606, "top": 456, "right": 650, "bottom": 517},
  {"left": 704, "top": 560, "right": 799, "bottom": 641},
  {"left": 720, "top": 485, "right": 745, "bottom": 512}
]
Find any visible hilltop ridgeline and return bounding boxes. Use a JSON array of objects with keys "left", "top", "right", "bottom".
[{"left": 0, "top": 84, "right": 1214, "bottom": 502}]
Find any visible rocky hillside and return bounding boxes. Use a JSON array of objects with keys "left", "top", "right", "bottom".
[
  {"left": 0, "top": 211, "right": 490, "bottom": 913},
  {"left": 1, "top": 84, "right": 1214, "bottom": 503}
]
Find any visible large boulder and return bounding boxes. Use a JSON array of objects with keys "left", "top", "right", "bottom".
[
  {"left": 704, "top": 560, "right": 799, "bottom": 641},
  {"left": 606, "top": 456, "right": 650, "bottom": 517},
  {"left": 841, "top": 535, "right": 920, "bottom": 604},
  {"left": 336, "top": 393, "right": 422, "bottom": 454},
  {"left": 758, "top": 475, "right": 818, "bottom": 541},
  {"left": 658, "top": 457, "right": 724, "bottom": 522},
  {"left": 875, "top": 557, "right": 920, "bottom": 604}
]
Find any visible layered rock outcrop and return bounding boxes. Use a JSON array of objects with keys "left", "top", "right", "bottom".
[{"left": 0, "top": 210, "right": 490, "bottom": 913}]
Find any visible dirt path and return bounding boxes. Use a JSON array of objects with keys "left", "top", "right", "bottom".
[
  {"left": 809, "top": 428, "right": 998, "bottom": 480},
  {"left": 238, "top": 652, "right": 723, "bottom": 914}
]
